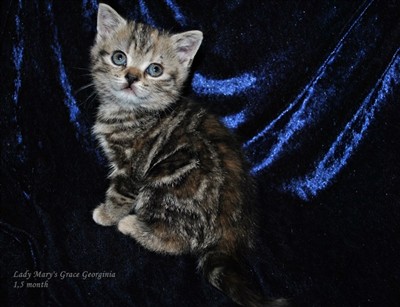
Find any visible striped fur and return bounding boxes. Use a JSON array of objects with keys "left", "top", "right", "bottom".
[{"left": 91, "top": 4, "right": 288, "bottom": 306}]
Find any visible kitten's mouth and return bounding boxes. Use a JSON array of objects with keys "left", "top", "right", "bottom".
[
  {"left": 119, "top": 84, "right": 149, "bottom": 101},
  {"left": 122, "top": 85, "right": 137, "bottom": 96}
]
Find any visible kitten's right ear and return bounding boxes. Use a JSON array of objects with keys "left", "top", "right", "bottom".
[
  {"left": 97, "top": 3, "right": 126, "bottom": 39},
  {"left": 171, "top": 30, "right": 203, "bottom": 68}
]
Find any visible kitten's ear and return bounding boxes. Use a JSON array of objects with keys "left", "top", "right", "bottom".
[
  {"left": 171, "top": 31, "right": 203, "bottom": 67},
  {"left": 97, "top": 3, "right": 126, "bottom": 39}
]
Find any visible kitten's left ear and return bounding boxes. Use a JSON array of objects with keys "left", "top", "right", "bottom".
[{"left": 171, "top": 31, "right": 203, "bottom": 67}]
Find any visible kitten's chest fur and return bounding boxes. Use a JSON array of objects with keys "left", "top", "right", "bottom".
[
  {"left": 93, "top": 108, "right": 159, "bottom": 177},
  {"left": 93, "top": 100, "right": 209, "bottom": 180}
]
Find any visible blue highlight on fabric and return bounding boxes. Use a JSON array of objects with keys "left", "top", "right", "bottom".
[
  {"left": 23, "top": 191, "right": 31, "bottom": 200},
  {"left": 82, "top": 0, "right": 98, "bottom": 20},
  {"left": 249, "top": 89, "right": 313, "bottom": 174},
  {"left": 192, "top": 72, "right": 257, "bottom": 96},
  {"left": 284, "top": 49, "right": 400, "bottom": 200},
  {"left": 221, "top": 110, "right": 247, "bottom": 129},
  {"left": 164, "top": 0, "right": 187, "bottom": 26},
  {"left": 12, "top": 16, "right": 24, "bottom": 106},
  {"left": 247, "top": 0, "right": 373, "bottom": 174},
  {"left": 47, "top": 1, "right": 82, "bottom": 133},
  {"left": 52, "top": 38, "right": 81, "bottom": 126},
  {"left": 12, "top": 1, "right": 24, "bottom": 149},
  {"left": 16, "top": 132, "right": 23, "bottom": 145},
  {"left": 138, "top": 0, "right": 157, "bottom": 27}
]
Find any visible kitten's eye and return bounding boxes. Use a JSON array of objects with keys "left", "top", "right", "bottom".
[
  {"left": 111, "top": 51, "right": 127, "bottom": 66},
  {"left": 146, "top": 63, "right": 163, "bottom": 77}
]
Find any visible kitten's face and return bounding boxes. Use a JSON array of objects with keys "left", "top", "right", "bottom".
[{"left": 91, "top": 4, "right": 202, "bottom": 112}]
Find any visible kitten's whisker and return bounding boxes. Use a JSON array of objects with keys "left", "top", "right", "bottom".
[
  {"left": 113, "top": 79, "right": 127, "bottom": 85},
  {"left": 73, "top": 67, "right": 92, "bottom": 72},
  {"left": 75, "top": 83, "right": 95, "bottom": 95},
  {"left": 77, "top": 90, "right": 98, "bottom": 107},
  {"left": 86, "top": 92, "right": 98, "bottom": 105},
  {"left": 78, "top": 73, "right": 95, "bottom": 77}
]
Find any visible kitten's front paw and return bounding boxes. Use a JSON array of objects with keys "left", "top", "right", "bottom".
[
  {"left": 92, "top": 203, "right": 117, "bottom": 226},
  {"left": 117, "top": 215, "right": 139, "bottom": 236}
]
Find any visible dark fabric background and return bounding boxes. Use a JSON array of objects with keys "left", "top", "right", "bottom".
[{"left": 1, "top": 0, "right": 400, "bottom": 306}]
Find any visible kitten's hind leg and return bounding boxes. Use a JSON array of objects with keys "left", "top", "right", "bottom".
[
  {"left": 93, "top": 185, "right": 135, "bottom": 226},
  {"left": 117, "top": 215, "right": 189, "bottom": 255}
]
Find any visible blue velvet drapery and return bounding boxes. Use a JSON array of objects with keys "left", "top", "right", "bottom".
[{"left": 1, "top": 1, "right": 399, "bottom": 306}]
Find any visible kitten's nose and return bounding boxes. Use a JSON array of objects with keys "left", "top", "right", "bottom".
[{"left": 125, "top": 73, "right": 139, "bottom": 86}]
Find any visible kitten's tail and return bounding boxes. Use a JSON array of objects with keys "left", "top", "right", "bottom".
[{"left": 198, "top": 250, "right": 290, "bottom": 307}]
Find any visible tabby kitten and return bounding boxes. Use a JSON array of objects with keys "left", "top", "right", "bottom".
[{"left": 91, "top": 4, "right": 287, "bottom": 307}]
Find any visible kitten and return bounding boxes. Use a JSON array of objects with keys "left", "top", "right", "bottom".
[{"left": 91, "top": 4, "right": 288, "bottom": 307}]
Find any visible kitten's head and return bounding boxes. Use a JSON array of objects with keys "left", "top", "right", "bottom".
[{"left": 91, "top": 4, "right": 203, "bottom": 111}]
